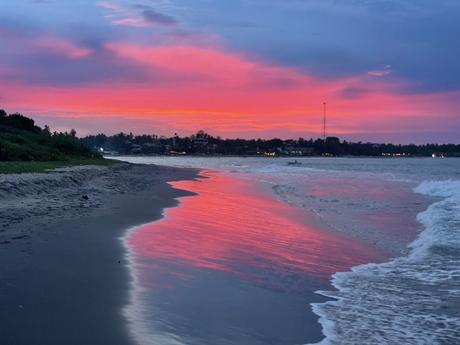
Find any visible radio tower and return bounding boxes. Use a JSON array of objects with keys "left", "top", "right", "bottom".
[{"left": 322, "top": 102, "right": 327, "bottom": 140}]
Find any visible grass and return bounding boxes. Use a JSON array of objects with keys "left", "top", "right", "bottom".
[{"left": 0, "top": 157, "right": 120, "bottom": 174}]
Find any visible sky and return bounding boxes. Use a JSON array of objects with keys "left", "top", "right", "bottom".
[{"left": 0, "top": 0, "right": 459, "bottom": 142}]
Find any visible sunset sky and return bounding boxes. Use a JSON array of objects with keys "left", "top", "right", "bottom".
[{"left": 1, "top": 0, "right": 459, "bottom": 142}]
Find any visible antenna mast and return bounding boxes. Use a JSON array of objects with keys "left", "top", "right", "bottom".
[{"left": 323, "top": 102, "right": 327, "bottom": 140}]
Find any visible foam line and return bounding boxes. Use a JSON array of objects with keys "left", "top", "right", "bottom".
[{"left": 309, "top": 180, "right": 460, "bottom": 344}]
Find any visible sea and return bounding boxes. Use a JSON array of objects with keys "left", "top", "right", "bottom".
[{"left": 116, "top": 156, "right": 460, "bottom": 345}]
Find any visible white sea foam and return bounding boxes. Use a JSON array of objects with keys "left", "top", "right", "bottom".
[{"left": 310, "top": 180, "right": 460, "bottom": 345}]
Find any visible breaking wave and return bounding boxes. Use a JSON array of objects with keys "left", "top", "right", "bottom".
[{"left": 310, "top": 180, "right": 460, "bottom": 344}]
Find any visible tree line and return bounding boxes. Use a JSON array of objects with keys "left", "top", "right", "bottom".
[
  {"left": 81, "top": 130, "right": 460, "bottom": 157},
  {"left": 2, "top": 110, "right": 458, "bottom": 160},
  {"left": 0, "top": 110, "right": 97, "bottom": 161}
]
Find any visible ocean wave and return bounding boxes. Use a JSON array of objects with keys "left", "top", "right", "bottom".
[{"left": 310, "top": 179, "right": 460, "bottom": 345}]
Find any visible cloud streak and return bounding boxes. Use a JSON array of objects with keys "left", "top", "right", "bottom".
[
  {"left": 138, "top": 6, "right": 177, "bottom": 25},
  {"left": 97, "top": 1, "right": 176, "bottom": 27},
  {"left": 368, "top": 65, "right": 392, "bottom": 77}
]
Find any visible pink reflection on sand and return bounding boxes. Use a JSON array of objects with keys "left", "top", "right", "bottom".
[{"left": 128, "top": 172, "right": 380, "bottom": 287}]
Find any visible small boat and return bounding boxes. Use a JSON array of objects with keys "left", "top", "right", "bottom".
[{"left": 287, "top": 159, "right": 302, "bottom": 166}]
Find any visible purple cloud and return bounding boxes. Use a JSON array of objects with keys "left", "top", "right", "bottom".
[
  {"left": 97, "top": 2, "right": 176, "bottom": 27},
  {"left": 141, "top": 8, "right": 176, "bottom": 25}
]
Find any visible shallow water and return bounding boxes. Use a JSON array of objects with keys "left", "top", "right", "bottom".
[
  {"left": 123, "top": 171, "right": 379, "bottom": 345},
  {"left": 117, "top": 157, "right": 460, "bottom": 344}
]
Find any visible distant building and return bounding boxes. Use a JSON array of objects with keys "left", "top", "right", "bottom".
[
  {"left": 286, "top": 147, "right": 314, "bottom": 156},
  {"left": 129, "top": 144, "right": 142, "bottom": 154},
  {"left": 193, "top": 137, "right": 208, "bottom": 146}
]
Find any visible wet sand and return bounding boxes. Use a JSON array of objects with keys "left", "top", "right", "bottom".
[{"left": 0, "top": 163, "right": 198, "bottom": 345}]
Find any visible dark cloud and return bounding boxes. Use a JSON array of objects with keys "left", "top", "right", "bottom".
[
  {"left": 184, "top": 0, "right": 460, "bottom": 93},
  {"left": 141, "top": 8, "right": 176, "bottom": 25},
  {"left": 4, "top": 52, "right": 151, "bottom": 86},
  {"left": 1, "top": 38, "right": 215, "bottom": 87},
  {"left": 132, "top": 4, "right": 177, "bottom": 25}
]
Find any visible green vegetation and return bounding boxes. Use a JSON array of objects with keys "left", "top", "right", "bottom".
[
  {"left": 0, "top": 158, "right": 119, "bottom": 174},
  {"left": 0, "top": 109, "right": 118, "bottom": 174}
]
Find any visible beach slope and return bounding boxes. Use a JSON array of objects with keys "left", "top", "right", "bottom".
[{"left": 0, "top": 163, "right": 197, "bottom": 345}]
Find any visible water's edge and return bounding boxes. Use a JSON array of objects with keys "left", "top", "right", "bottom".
[
  {"left": 310, "top": 180, "right": 460, "bottom": 345},
  {"left": 120, "top": 179, "right": 201, "bottom": 345}
]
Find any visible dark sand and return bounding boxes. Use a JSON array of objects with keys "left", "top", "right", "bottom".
[{"left": 0, "top": 163, "right": 198, "bottom": 345}]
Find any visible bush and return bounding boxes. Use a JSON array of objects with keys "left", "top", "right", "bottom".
[{"left": 0, "top": 111, "right": 98, "bottom": 162}]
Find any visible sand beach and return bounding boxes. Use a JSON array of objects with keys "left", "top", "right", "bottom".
[{"left": 0, "top": 163, "right": 198, "bottom": 345}]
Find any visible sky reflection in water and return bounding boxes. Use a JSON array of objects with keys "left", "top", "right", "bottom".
[{"left": 126, "top": 171, "right": 380, "bottom": 344}]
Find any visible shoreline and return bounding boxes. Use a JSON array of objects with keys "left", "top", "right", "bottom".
[{"left": 0, "top": 163, "right": 199, "bottom": 345}]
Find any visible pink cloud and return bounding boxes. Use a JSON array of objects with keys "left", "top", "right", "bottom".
[
  {"left": 1, "top": 42, "right": 459, "bottom": 139},
  {"left": 111, "top": 18, "right": 152, "bottom": 27},
  {"left": 34, "top": 37, "right": 92, "bottom": 59},
  {"left": 97, "top": 1, "right": 175, "bottom": 28},
  {"left": 96, "top": 1, "right": 120, "bottom": 11},
  {"left": 368, "top": 65, "right": 392, "bottom": 77}
]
